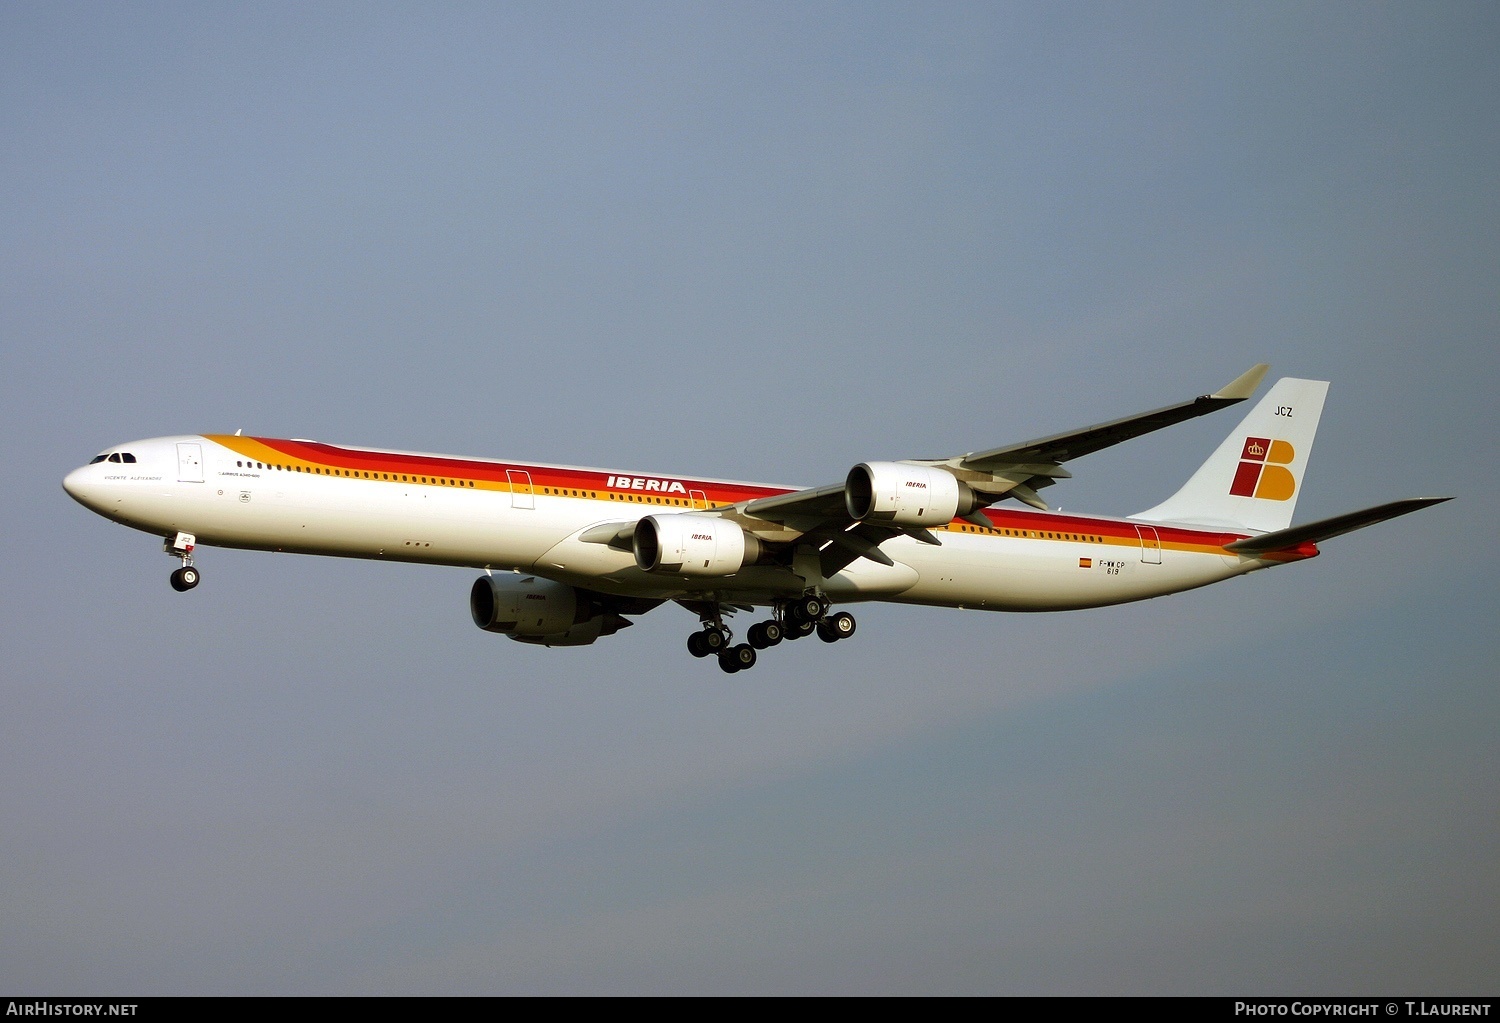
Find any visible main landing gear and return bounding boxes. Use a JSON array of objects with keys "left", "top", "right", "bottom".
[
  {"left": 686, "top": 605, "right": 758, "bottom": 674},
  {"left": 686, "top": 594, "right": 856, "bottom": 673},
  {"left": 164, "top": 531, "right": 200, "bottom": 592}
]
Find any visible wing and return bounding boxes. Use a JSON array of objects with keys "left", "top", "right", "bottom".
[
  {"left": 735, "top": 362, "right": 1269, "bottom": 525},
  {"left": 584, "top": 364, "right": 1269, "bottom": 575},
  {"left": 928, "top": 362, "right": 1269, "bottom": 509},
  {"left": 959, "top": 363, "right": 1269, "bottom": 468},
  {"left": 730, "top": 364, "right": 1269, "bottom": 573}
]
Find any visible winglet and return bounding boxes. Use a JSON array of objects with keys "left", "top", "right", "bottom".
[{"left": 1212, "top": 363, "right": 1270, "bottom": 401}]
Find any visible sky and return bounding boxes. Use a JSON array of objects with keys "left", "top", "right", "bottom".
[{"left": 3, "top": 1, "right": 1496, "bottom": 995}]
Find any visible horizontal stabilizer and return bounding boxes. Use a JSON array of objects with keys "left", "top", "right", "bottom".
[{"left": 1225, "top": 497, "right": 1451, "bottom": 556}]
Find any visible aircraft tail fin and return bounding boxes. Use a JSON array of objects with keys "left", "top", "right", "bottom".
[{"left": 1133, "top": 377, "right": 1329, "bottom": 532}]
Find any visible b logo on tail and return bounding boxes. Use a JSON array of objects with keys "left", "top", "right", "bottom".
[{"left": 1229, "top": 436, "right": 1296, "bottom": 501}]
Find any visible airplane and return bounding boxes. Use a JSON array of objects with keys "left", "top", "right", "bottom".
[{"left": 62, "top": 365, "right": 1449, "bottom": 673}]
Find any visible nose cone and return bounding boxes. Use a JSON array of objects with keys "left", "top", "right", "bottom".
[{"left": 63, "top": 465, "right": 105, "bottom": 511}]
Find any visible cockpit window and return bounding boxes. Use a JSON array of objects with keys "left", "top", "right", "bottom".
[
  {"left": 89, "top": 454, "right": 108, "bottom": 464},
  {"left": 121, "top": 453, "right": 136, "bottom": 463},
  {"left": 108, "top": 453, "right": 122, "bottom": 463}
]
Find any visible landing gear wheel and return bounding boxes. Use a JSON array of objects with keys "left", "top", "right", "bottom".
[
  {"left": 170, "top": 566, "right": 199, "bottom": 592},
  {"left": 786, "top": 618, "right": 816, "bottom": 640},
  {"left": 690, "top": 628, "right": 729, "bottom": 658},
  {"left": 790, "top": 595, "right": 825, "bottom": 625},
  {"left": 816, "top": 611, "right": 855, "bottom": 642},
  {"left": 748, "top": 621, "right": 785, "bottom": 649},
  {"left": 719, "top": 644, "right": 756, "bottom": 673}
]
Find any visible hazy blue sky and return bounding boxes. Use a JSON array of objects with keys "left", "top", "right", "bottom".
[{"left": 4, "top": 1, "right": 1495, "bottom": 994}]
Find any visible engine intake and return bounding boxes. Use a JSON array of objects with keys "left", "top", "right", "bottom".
[
  {"left": 845, "top": 462, "right": 978, "bottom": 527},
  {"left": 633, "top": 514, "right": 761, "bottom": 576}
]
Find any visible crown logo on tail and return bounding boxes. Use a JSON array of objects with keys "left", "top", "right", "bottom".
[{"left": 1230, "top": 437, "right": 1296, "bottom": 500}]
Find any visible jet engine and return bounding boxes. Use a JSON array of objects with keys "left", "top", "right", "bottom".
[
  {"left": 633, "top": 514, "right": 762, "bottom": 576},
  {"left": 845, "top": 462, "right": 980, "bottom": 527},
  {"left": 469, "top": 574, "right": 629, "bottom": 647}
]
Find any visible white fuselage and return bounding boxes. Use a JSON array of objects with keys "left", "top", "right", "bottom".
[{"left": 63, "top": 434, "right": 1294, "bottom": 613}]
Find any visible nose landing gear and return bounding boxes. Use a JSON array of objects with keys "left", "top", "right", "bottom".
[{"left": 164, "top": 531, "right": 199, "bottom": 591}]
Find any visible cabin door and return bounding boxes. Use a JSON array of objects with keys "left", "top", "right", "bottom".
[
  {"left": 507, "top": 470, "right": 534, "bottom": 510},
  {"left": 176, "top": 443, "right": 204, "bottom": 483},
  {"left": 1134, "top": 524, "right": 1162, "bottom": 564}
]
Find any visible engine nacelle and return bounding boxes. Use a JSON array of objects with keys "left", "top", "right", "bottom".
[
  {"left": 470, "top": 575, "right": 630, "bottom": 647},
  {"left": 845, "top": 462, "right": 977, "bottom": 527},
  {"left": 471, "top": 574, "right": 578, "bottom": 637},
  {"left": 633, "top": 513, "right": 761, "bottom": 576}
]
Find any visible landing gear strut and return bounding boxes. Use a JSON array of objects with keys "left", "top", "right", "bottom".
[{"left": 164, "top": 531, "right": 199, "bottom": 591}]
